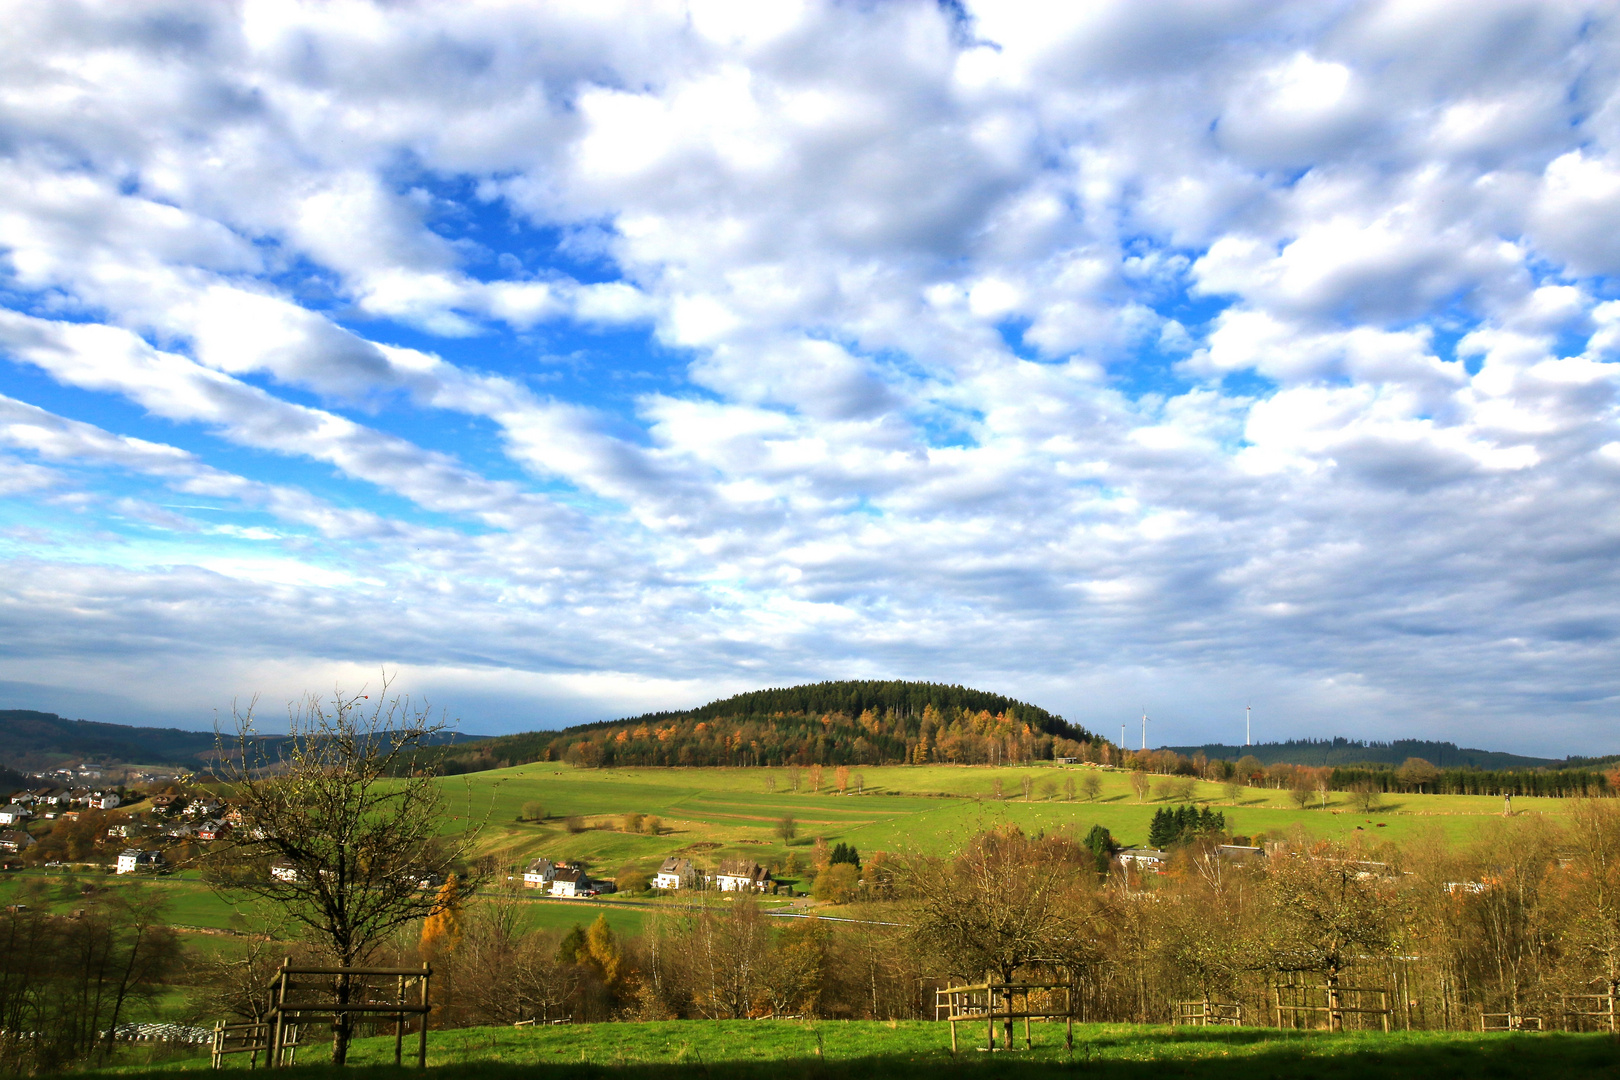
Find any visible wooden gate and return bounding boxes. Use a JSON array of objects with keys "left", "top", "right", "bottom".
[{"left": 213, "top": 960, "right": 432, "bottom": 1069}]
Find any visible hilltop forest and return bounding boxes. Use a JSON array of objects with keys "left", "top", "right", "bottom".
[{"left": 440, "top": 680, "right": 1097, "bottom": 771}]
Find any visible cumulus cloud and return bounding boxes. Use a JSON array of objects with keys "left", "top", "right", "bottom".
[{"left": 1, "top": 0, "right": 1620, "bottom": 751}]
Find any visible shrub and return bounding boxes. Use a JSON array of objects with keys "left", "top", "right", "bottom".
[
  {"left": 641, "top": 816, "right": 661, "bottom": 835},
  {"left": 812, "top": 862, "right": 859, "bottom": 904},
  {"left": 565, "top": 815, "right": 586, "bottom": 834},
  {"left": 615, "top": 865, "right": 650, "bottom": 894},
  {"left": 622, "top": 812, "right": 644, "bottom": 833},
  {"left": 520, "top": 801, "right": 546, "bottom": 822}
]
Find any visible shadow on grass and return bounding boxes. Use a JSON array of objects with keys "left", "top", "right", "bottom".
[{"left": 105, "top": 1032, "right": 1616, "bottom": 1080}]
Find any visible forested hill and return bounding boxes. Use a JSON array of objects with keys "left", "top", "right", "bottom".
[
  {"left": 0, "top": 710, "right": 226, "bottom": 769},
  {"left": 1162, "top": 737, "right": 1579, "bottom": 770},
  {"left": 442, "top": 680, "right": 1096, "bottom": 771}
]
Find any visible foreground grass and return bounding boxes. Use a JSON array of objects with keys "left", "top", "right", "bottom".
[{"left": 97, "top": 1019, "right": 1618, "bottom": 1079}]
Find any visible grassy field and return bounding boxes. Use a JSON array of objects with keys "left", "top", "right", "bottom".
[
  {"left": 442, "top": 760, "right": 1577, "bottom": 885},
  {"left": 102, "top": 1018, "right": 1618, "bottom": 1078}
]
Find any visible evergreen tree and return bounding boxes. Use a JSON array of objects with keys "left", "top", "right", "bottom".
[
  {"left": 1083, "top": 824, "right": 1116, "bottom": 873},
  {"left": 1148, "top": 808, "right": 1173, "bottom": 848}
]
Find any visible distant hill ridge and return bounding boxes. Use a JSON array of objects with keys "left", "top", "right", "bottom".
[
  {"left": 601, "top": 680, "right": 1083, "bottom": 738},
  {"left": 0, "top": 709, "right": 487, "bottom": 771},
  {"left": 0, "top": 709, "right": 229, "bottom": 769},
  {"left": 1163, "top": 737, "right": 1615, "bottom": 771}
]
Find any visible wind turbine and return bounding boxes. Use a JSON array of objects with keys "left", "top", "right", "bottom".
[
  {"left": 1141, "top": 708, "right": 1149, "bottom": 751},
  {"left": 1245, "top": 704, "right": 1251, "bottom": 747}
]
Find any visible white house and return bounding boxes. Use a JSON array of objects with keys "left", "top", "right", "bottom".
[
  {"left": 0, "top": 830, "right": 35, "bottom": 853},
  {"left": 88, "top": 792, "right": 121, "bottom": 811},
  {"left": 655, "top": 856, "right": 698, "bottom": 890},
  {"left": 116, "top": 849, "right": 166, "bottom": 874},
  {"left": 1118, "top": 847, "right": 1167, "bottom": 873},
  {"left": 522, "top": 857, "right": 558, "bottom": 889},
  {"left": 270, "top": 864, "right": 299, "bottom": 882},
  {"left": 713, "top": 860, "right": 772, "bottom": 892},
  {"left": 549, "top": 868, "right": 591, "bottom": 897},
  {"left": 0, "top": 805, "right": 30, "bottom": 826}
]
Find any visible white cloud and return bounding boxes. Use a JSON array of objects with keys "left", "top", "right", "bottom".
[{"left": 2, "top": 1, "right": 1620, "bottom": 750}]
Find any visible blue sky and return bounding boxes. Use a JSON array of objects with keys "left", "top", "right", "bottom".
[{"left": 3, "top": 0, "right": 1620, "bottom": 754}]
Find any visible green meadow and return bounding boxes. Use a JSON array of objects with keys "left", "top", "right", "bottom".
[
  {"left": 101, "top": 1019, "right": 1616, "bottom": 1079},
  {"left": 443, "top": 760, "right": 1577, "bottom": 882}
]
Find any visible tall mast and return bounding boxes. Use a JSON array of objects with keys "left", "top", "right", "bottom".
[
  {"left": 1245, "top": 704, "right": 1251, "bottom": 747},
  {"left": 1141, "top": 708, "right": 1148, "bottom": 751}
]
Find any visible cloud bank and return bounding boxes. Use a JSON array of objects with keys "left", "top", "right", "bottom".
[{"left": 2, "top": 0, "right": 1619, "bottom": 752}]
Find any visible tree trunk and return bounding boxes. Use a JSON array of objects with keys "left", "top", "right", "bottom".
[{"left": 332, "top": 972, "right": 351, "bottom": 1065}]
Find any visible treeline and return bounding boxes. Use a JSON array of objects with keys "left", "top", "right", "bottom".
[
  {"left": 1328, "top": 765, "right": 1610, "bottom": 798},
  {"left": 439, "top": 681, "right": 1098, "bottom": 771},
  {"left": 1164, "top": 737, "right": 1562, "bottom": 770},
  {"left": 1125, "top": 746, "right": 1613, "bottom": 799}
]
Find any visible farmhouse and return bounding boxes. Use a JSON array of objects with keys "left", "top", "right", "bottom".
[
  {"left": 0, "top": 830, "right": 35, "bottom": 853},
  {"left": 655, "top": 856, "right": 699, "bottom": 889},
  {"left": 115, "top": 849, "right": 166, "bottom": 874},
  {"left": 712, "top": 859, "right": 772, "bottom": 892},
  {"left": 549, "top": 868, "right": 592, "bottom": 897},
  {"left": 522, "top": 857, "right": 559, "bottom": 889},
  {"left": 1118, "top": 847, "right": 1168, "bottom": 872},
  {"left": 0, "top": 805, "right": 29, "bottom": 826}
]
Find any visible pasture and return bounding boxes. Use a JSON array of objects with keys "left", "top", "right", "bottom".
[{"left": 442, "top": 760, "right": 1578, "bottom": 884}]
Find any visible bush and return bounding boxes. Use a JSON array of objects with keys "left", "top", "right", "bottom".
[
  {"left": 564, "top": 815, "right": 586, "bottom": 834},
  {"left": 520, "top": 801, "right": 546, "bottom": 822},
  {"left": 622, "top": 812, "right": 644, "bottom": 833},
  {"left": 641, "top": 816, "right": 661, "bottom": 835},
  {"left": 615, "top": 865, "right": 650, "bottom": 894},
  {"left": 811, "top": 862, "right": 859, "bottom": 904}
]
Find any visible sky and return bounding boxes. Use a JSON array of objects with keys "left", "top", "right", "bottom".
[{"left": 2, "top": 1, "right": 1620, "bottom": 754}]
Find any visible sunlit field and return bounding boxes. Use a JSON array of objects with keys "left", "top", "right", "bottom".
[
  {"left": 439, "top": 760, "right": 1580, "bottom": 883},
  {"left": 99, "top": 1018, "right": 1616, "bottom": 1079}
]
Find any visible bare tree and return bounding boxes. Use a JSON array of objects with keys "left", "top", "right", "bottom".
[
  {"left": 1263, "top": 843, "right": 1403, "bottom": 1030},
  {"left": 904, "top": 827, "right": 1098, "bottom": 1045},
  {"left": 1129, "top": 770, "right": 1151, "bottom": 802},
  {"left": 205, "top": 679, "right": 490, "bottom": 1064}
]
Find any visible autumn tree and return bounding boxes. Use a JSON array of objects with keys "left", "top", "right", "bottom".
[
  {"left": 205, "top": 680, "right": 489, "bottom": 1064},
  {"left": 1397, "top": 757, "right": 1440, "bottom": 794},
  {"left": 419, "top": 875, "right": 465, "bottom": 963}
]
